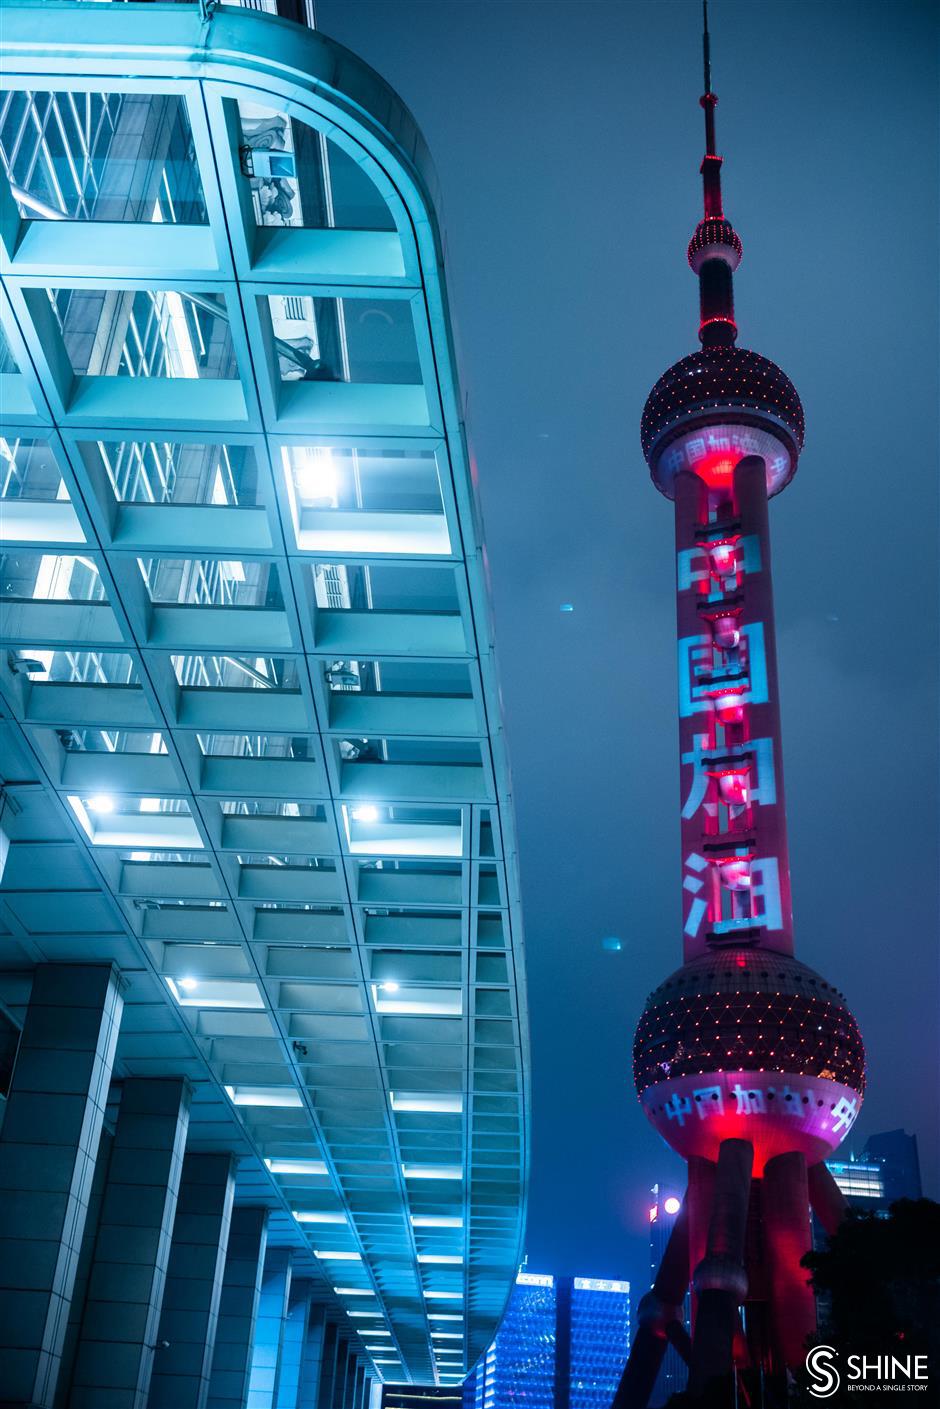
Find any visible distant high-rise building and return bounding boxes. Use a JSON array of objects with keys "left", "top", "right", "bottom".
[
  {"left": 824, "top": 1157, "right": 886, "bottom": 1210},
  {"left": 463, "top": 1270, "right": 631, "bottom": 1408},
  {"left": 861, "top": 1130, "right": 923, "bottom": 1204},
  {"left": 647, "top": 1188, "right": 689, "bottom": 1406}
]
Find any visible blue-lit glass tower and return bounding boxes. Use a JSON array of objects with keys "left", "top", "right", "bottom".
[{"left": 463, "top": 1272, "right": 631, "bottom": 1408}]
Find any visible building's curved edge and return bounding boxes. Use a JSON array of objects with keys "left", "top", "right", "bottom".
[{"left": 1, "top": 0, "right": 531, "bottom": 1371}]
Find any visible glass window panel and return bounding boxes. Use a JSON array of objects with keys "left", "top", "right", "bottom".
[
  {"left": 237, "top": 854, "right": 336, "bottom": 870},
  {"left": 282, "top": 445, "right": 442, "bottom": 512},
  {"left": 8, "top": 647, "right": 137, "bottom": 684},
  {"left": 118, "top": 850, "right": 206, "bottom": 865},
  {"left": 324, "top": 659, "right": 472, "bottom": 697},
  {"left": 312, "top": 563, "right": 459, "bottom": 613},
  {"left": 237, "top": 100, "right": 394, "bottom": 231},
  {"left": 138, "top": 557, "right": 283, "bottom": 608},
  {"left": 0, "top": 551, "right": 105, "bottom": 602},
  {"left": 221, "top": 800, "right": 324, "bottom": 819},
  {"left": 170, "top": 654, "right": 300, "bottom": 691},
  {"left": 341, "top": 738, "right": 480, "bottom": 766},
  {"left": 58, "top": 727, "right": 166, "bottom": 754},
  {"left": 84, "top": 440, "right": 259, "bottom": 506},
  {"left": 0, "top": 322, "right": 20, "bottom": 375},
  {"left": 50, "top": 288, "right": 237, "bottom": 379},
  {"left": 269, "top": 296, "right": 421, "bottom": 384},
  {"left": 0, "top": 91, "right": 207, "bottom": 222},
  {"left": 0, "top": 438, "right": 67, "bottom": 502},
  {"left": 197, "top": 733, "right": 312, "bottom": 759}
]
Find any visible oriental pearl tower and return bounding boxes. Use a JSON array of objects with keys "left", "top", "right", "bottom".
[{"left": 615, "top": 6, "right": 866, "bottom": 1405}]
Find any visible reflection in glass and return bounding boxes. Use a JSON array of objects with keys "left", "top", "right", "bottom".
[
  {"left": 58, "top": 727, "right": 166, "bottom": 754},
  {"left": 0, "top": 323, "right": 19, "bottom": 376},
  {"left": 85, "top": 440, "right": 258, "bottom": 506},
  {"left": 312, "top": 562, "right": 458, "bottom": 613},
  {"left": 171, "top": 654, "right": 300, "bottom": 691},
  {"left": 0, "top": 91, "right": 207, "bottom": 223},
  {"left": 7, "top": 648, "right": 137, "bottom": 685},
  {"left": 325, "top": 659, "right": 472, "bottom": 697},
  {"left": 0, "top": 438, "right": 66, "bottom": 502},
  {"left": 51, "top": 288, "right": 236, "bottom": 379},
  {"left": 138, "top": 557, "right": 282, "bottom": 609},
  {"left": 197, "top": 733, "right": 312, "bottom": 759},
  {"left": 237, "top": 100, "right": 394, "bottom": 232},
  {"left": 269, "top": 296, "right": 420, "bottom": 384},
  {"left": 283, "top": 445, "right": 440, "bottom": 512},
  {"left": 0, "top": 551, "right": 105, "bottom": 602}
]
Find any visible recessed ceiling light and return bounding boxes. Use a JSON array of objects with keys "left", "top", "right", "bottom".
[
  {"left": 178, "top": 976, "right": 199, "bottom": 992},
  {"left": 265, "top": 1157, "right": 328, "bottom": 1176},
  {"left": 87, "top": 794, "right": 115, "bottom": 813},
  {"left": 351, "top": 804, "right": 379, "bottom": 823}
]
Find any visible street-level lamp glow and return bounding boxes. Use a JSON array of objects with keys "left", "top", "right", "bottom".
[
  {"left": 351, "top": 804, "right": 379, "bottom": 823},
  {"left": 664, "top": 1196, "right": 682, "bottom": 1215},
  {"left": 87, "top": 794, "right": 115, "bottom": 814}
]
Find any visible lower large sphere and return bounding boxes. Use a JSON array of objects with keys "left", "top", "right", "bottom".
[{"left": 634, "top": 949, "right": 865, "bottom": 1171}]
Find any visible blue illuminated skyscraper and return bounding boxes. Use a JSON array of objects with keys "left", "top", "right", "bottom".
[{"left": 463, "top": 1271, "right": 631, "bottom": 1408}]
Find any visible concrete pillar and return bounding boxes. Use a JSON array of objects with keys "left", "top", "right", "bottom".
[
  {"left": 296, "top": 1302, "right": 326, "bottom": 1408},
  {"left": 69, "top": 1077, "right": 192, "bottom": 1409},
  {"left": 763, "top": 1151, "right": 816, "bottom": 1371},
  {"left": 206, "top": 1206, "right": 270, "bottom": 1409},
  {"left": 273, "top": 1278, "right": 311, "bottom": 1409},
  {"left": 246, "top": 1247, "right": 292, "bottom": 1409},
  {"left": 0, "top": 964, "right": 124, "bottom": 1409},
  {"left": 318, "top": 1320, "right": 338, "bottom": 1408},
  {"left": 689, "top": 1138, "right": 753, "bottom": 1395},
  {"left": 148, "top": 1152, "right": 236, "bottom": 1409}
]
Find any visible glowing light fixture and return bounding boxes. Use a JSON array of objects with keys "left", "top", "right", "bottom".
[
  {"left": 664, "top": 1196, "right": 682, "bottom": 1215},
  {"left": 264, "top": 1157, "right": 327, "bottom": 1176},
  {"left": 402, "top": 1164, "right": 462, "bottom": 1181},
  {"left": 350, "top": 804, "right": 379, "bottom": 823},
  {"left": 87, "top": 794, "right": 115, "bottom": 814},
  {"left": 391, "top": 1093, "right": 462, "bottom": 1114}
]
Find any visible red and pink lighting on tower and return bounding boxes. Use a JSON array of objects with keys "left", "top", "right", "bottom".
[{"left": 616, "top": 5, "right": 866, "bottom": 1404}]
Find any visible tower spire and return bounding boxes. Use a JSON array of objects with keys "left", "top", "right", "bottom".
[{"left": 687, "top": 0, "right": 741, "bottom": 344}]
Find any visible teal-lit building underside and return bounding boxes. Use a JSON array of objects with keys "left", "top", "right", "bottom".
[{"left": 0, "top": 4, "right": 530, "bottom": 1405}]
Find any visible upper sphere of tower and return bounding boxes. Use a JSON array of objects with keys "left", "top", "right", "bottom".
[
  {"left": 640, "top": 346, "right": 805, "bottom": 497},
  {"left": 688, "top": 217, "right": 742, "bottom": 273}
]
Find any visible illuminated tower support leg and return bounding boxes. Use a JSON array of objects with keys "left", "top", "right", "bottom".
[
  {"left": 688, "top": 1138, "right": 753, "bottom": 1394},
  {"left": 808, "top": 1158, "right": 850, "bottom": 1236},
  {"left": 762, "top": 1151, "right": 816, "bottom": 1370},
  {"left": 686, "top": 1155, "right": 715, "bottom": 1329},
  {"left": 612, "top": 1199, "right": 691, "bottom": 1409}
]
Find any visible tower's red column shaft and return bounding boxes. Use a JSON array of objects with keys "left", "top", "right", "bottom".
[
  {"left": 808, "top": 1159, "right": 850, "bottom": 1236},
  {"left": 762, "top": 1150, "right": 817, "bottom": 1369},
  {"left": 674, "top": 457, "right": 794, "bottom": 960}
]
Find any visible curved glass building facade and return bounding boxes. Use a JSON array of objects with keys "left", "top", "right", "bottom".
[{"left": 0, "top": 4, "right": 529, "bottom": 1404}]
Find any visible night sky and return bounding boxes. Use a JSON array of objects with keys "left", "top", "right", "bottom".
[{"left": 316, "top": 0, "right": 940, "bottom": 1301}]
